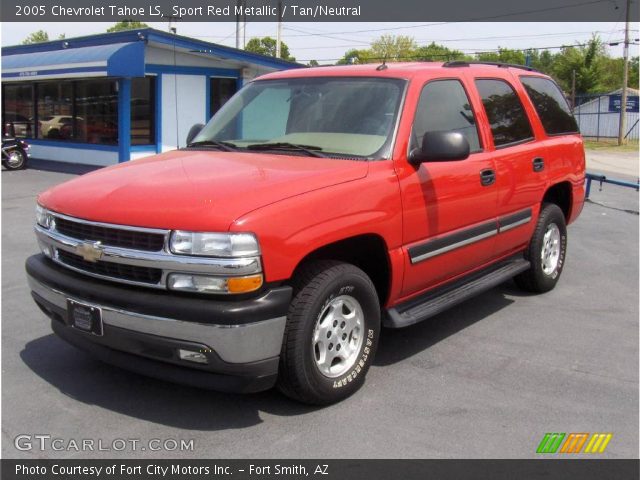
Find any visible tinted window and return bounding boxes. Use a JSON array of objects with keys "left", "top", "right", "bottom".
[
  {"left": 412, "top": 80, "right": 481, "bottom": 152},
  {"left": 520, "top": 76, "right": 578, "bottom": 135},
  {"left": 131, "top": 77, "right": 155, "bottom": 145},
  {"left": 1, "top": 84, "right": 34, "bottom": 138},
  {"left": 475, "top": 79, "right": 534, "bottom": 147},
  {"left": 210, "top": 78, "right": 237, "bottom": 117},
  {"left": 37, "top": 82, "right": 73, "bottom": 139}
]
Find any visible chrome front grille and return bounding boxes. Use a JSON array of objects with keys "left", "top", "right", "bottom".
[
  {"left": 35, "top": 212, "right": 262, "bottom": 290},
  {"left": 55, "top": 216, "right": 165, "bottom": 252},
  {"left": 57, "top": 250, "right": 163, "bottom": 284}
]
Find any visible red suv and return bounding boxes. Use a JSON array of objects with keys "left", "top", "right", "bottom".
[{"left": 27, "top": 61, "right": 585, "bottom": 404}]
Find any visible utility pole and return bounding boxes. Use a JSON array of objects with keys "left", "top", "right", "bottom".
[
  {"left": 235, "top": 0, "right": 243, "bottom": 49},
  {"left": 276, "top": 1, "right": 283, "bottom": 58},
  {"left": 617, "top": 0, "right": 631, "bottom": 145}
]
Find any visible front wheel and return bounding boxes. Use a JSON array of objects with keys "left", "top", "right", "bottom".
[
  {"left": 515, "top": 203, "right": 567, "bottom": 293},
  {"left": 3, "top": 148, "right": 26, "bottom": 170},
  {"left": 278, "top": 261, "right": 381, "bottom": 405}
]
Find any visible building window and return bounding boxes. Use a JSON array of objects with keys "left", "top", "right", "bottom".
[
  {"left": 2, "top": 84, "right": 35, "bottom": 138},
  {"left": 74, "top": 80, "right": 118, "bottom": 144},
  {"left": 210, "top": 78, "right": 237, "bottom": 117},
  {"left": 37, "top": 82, "right": 73, "bottom": 140},
  {"left": 131, "top": 77, "right": 155, "bottom": 145},
  {"left": 2, "top": 76, "right": 156, "bottom": 147}
]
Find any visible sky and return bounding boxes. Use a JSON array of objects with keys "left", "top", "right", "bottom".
[{"left": 1, "top": 21, "right": 639, "bottom": 64}]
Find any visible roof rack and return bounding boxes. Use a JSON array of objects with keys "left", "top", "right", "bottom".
[{"left": 442, "top": 61, "right": 540, "bottom": 73}]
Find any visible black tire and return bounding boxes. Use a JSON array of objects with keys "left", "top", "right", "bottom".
[
  {"left": 278, "top": 260, "right": 381, "bottom": 405},
  {"left": 515, "top": 203, "right": 567, "bottom": 293},
  {"left": 3, "top": 149, "right": 25, "bottom": 170}
]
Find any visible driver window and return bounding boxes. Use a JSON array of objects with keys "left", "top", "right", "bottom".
[{"left": 412, "top": 80, "right": 481, "bottom": 153}]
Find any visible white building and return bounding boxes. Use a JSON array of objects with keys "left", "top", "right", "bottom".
[
  {"left": 1, "top": 28, "right": 301, "bottom": 166},
  {"left": 573, "top": 88, "right": 639, "bottom": 141}
]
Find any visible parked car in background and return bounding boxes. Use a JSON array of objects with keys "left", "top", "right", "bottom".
[
  {"left": 27, "top": 62, "right": 585, "bottom": 405},
  {"left": 2, "top": 112, "right": 32, "bottom": 138},
  {"left": 39, "top": 115, "right": 79, "bottom": 139}
]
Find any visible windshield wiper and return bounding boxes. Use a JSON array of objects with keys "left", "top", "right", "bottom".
[
  {"left": 186, "top": 140, "right": 238, "bottom": 152},
  {"left": 246, "top": 142, "right": 326, "bottom": 158}
]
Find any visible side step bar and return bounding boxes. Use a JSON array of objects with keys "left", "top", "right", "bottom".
[{"left": 385, "top": 257, "right": 530, "bottom": 328}]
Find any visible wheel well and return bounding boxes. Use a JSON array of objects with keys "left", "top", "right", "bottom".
[
  {"left": 543, "top": 182, "right": 572, "bottom": 220},
  {"left": 292, "top": 234, "right": 391, "bottom": 305}
]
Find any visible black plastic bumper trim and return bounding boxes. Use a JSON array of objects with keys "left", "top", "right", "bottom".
[{"left": 26, "top": 254, "right": 292, "bottom": 326}]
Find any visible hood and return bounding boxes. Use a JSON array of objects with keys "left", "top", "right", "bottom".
[{"left": 38, "top": 150, "right": 369, "bottom": 231}]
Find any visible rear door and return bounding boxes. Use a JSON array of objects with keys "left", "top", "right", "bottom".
[
  {"left": 397, "top": 78, "right": 498, "bottom": 298},
  {"left": 472, "top": 77, "right": 547, "bottom": 258}
]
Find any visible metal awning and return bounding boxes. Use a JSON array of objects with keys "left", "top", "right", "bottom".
[{"left": 2, "top": 42, "right": 145, "bottom": 81}]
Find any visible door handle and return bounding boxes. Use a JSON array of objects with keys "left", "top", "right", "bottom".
[
  {"left": 480, "top": 169, "right": 496, "bottom": 186},
  {"left": 533, "top": 157, "right": 545, "bottom": 172}
]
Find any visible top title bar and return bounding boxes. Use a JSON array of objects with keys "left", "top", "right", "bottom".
[{"left": 1, "top": 0, "right": 637, "bottom": 22}]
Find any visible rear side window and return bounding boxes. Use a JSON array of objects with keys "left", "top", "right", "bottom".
[
  {"left": 475, "top": 79, "right": 534, "bottom": 147},
  {"left": 412, "top": 79, "right": 481, "bottom": 153},
  {"left": 520, "top": 76, "right": 579, "bottom": 135}
]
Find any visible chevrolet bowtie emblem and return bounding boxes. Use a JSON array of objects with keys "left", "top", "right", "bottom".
[{"left": 75, "top": 241, "right": 104, "bottom": 263}]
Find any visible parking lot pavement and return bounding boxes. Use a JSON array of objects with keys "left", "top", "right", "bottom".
[
  {"left": 586, "top": 149, "right": 639, "bottom": 178},
  {"left": 2, "top": 166, "right": 638, "bottom": 459}
]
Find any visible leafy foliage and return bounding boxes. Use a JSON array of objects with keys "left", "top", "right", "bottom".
[
  {"left": 245, "top": 37, "right": 296, "bottom": 61},
  {"left": 107, "top": 21, "right": 149, "bottom": 33}
]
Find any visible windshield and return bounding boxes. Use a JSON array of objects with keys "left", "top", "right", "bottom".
[{"left": 192, "top": 77, "right": 406, "bottom": 159}]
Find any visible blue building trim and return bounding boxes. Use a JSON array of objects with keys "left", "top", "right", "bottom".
[
  {"left": 3, "top": 66, "right": 106, "bottom": 79},
  {"left": 28, "top": 139, "right": 119, "bottom": 152},
  {"left": 118, "top": 78, "right": 132, "bottom": 162},
  {"left": 130, "top": 145, "right": 157, "bottom": 152},
  {"left": 2, "top": 28, "right": 303, "bottom": 71},
  {"left": 155, "top": 74, "right": 163, "bottom": 154},
  {"left": 206, "top": 77, "right": 212, "bottom": 121}
]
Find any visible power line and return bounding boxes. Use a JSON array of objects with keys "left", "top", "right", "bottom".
[
  {"left": 296, "top": 39, "right": 637, "bottom": 63},
  {"left": 289, "top": 30, "right": 626, "bottom": 50}
]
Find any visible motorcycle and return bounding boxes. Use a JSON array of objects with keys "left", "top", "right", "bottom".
[{"left": 2, "top": 136, "right": 30, "bottom": 170}]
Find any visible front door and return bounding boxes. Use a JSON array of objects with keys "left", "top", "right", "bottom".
[{"left": 397, "top": 78, "right": 498, "bottom": 299}]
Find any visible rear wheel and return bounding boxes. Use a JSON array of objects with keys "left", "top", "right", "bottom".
[
  {"left": 278, "top": 261, "right": 381, "bottom": 405},
  {"left": 515, "top": 203, "right": 567, "bottom": 293}
]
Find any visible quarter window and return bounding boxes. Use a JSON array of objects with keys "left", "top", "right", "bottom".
[
  {"left": 475, "top": 79, "right": 534, "bottom": 147},
  {"left": 412, "top": 80, "right": 481, "bottom": 153},
  {"left": 520, "top": 76, "right": 578, "bottom": 135}
]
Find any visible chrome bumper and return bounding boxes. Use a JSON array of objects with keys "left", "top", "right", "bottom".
[{"left": 27, "top": 273, "right": 287, "bottom": 365}]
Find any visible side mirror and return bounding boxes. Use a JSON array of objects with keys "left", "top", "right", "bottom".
[
  {"left": 409, "top": 131, "right": 470, "bottom": 164},
  {"left": 186, "top": 123, "right": 204, "bottom": 145}
]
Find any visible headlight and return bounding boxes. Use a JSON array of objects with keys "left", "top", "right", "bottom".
[
  {"left": 167, "top": 273, "right": 263, "bottom": 294},
  {"left": 36, "top": 204, "right": 54, "bottom": 229},
  {"left": 169, "top": 231, "right": 259, "bottom": 257}
]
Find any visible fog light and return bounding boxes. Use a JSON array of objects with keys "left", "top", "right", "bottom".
[{"left": 178, "top": 349, "right": 209, "bottom": 364}]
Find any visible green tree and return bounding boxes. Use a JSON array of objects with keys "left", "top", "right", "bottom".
[
  {"left": 551, "top": 36, "right": 606, "bottom": 94},
  {"left": 415, "top": 42, "right": 468, "bottom": 61},
  {"left": 244, "top": 37, "right": 295, "bottom": 61},
  {"left": 477, "top": 48, "right": 527, "bottom": 65},
  {"left": 107, "top": 21, "right": 149, "bottom": 33},
  {"left": 629, "top": 57, "right": 639, "bottom": 89},
  {"left": 336, "top": 48, "right": 372, "bottom": 65},
  {"left": 22, "top": 30, "right": 49, "bottom": 44},
  {"left": 307, "top": 59, "right": 319, "bottom": 67},
  {"left": 370, "top": 35, "right": 417, "bottom": 61}
]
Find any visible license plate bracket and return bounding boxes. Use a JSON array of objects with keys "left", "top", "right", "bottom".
[{"left": 67, "top": 299, "right": 103, "bottom": 336}]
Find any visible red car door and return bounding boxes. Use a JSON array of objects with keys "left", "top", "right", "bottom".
[
  {"left": 395, "top": 77, "right": 498, "bottom": 300},
  {"left": 472, "top": 76, "right": 549, "bottom": 258}
]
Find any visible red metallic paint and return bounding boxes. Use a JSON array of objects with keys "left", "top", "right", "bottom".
[{"left": 37, "top": 63, "right": 585, "bottom": 309}]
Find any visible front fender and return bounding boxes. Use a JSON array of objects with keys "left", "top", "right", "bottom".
[{"left": 231, "top": 161, "right": 403, "bottom": 283}]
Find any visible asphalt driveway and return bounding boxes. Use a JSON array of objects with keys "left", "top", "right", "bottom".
[{"left": 2, "top": 163, "right": 638, "bottom": 459}]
